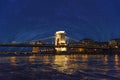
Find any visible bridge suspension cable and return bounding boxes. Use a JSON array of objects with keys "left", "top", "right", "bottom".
[
  {"left": 15, "top": 36, "right": 55, "bottom": 44},
  {"left": 65, "top": 36, "right": 79, "bottom": 42},
  {"left": 11, "top": 33, "right": 79, "bottom": 45}
]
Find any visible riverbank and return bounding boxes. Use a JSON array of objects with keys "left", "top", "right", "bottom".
[{"left": 0, "top": 51, "right": 119, "bottom": 56}]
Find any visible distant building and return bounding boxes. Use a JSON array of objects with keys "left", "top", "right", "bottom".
[
  {"left": 79, "top": 38, "right": 96, "bottom": 47},
  {"left": 109, "top": 39, "right": 120, "bottom": 48},
  {"left": 97, "top": 42, "right": 108, "bottom": 48}
]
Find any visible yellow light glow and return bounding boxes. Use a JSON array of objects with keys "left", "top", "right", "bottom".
[
  {"left": 81, "top": 54, "right": 88, "bottom": 62},
  {"left": 104, "top": 55, "right": 108, "bottom": 65},
  {"left": 10, "top": 56, "right": 16, "bottom": 66},
  {"left": 115, "top": 54, "right": 119, "bottom": 65},
  {"left": 79, "top": 48, "right": 84, "bottom": 52},
  {"left": 43, "top": 56, "right": 50, "bottom": 64},
  {"left": 54, "top": 55, "right": 68, "bottom": 73},
  {"left": 29, "top": 55, "right": 36, "bottom": 62}
]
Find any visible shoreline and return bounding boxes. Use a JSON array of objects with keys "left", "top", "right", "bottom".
[{"left": 0, "top": 51, "right": 119, "bottom": 56}]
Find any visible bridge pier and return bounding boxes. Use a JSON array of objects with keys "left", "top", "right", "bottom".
[
  {"left": 32, "top": 41, "right": 42, "bottom": 53},
  {"left": 55, "top": 31, "right": 67, "bottom": 52}
]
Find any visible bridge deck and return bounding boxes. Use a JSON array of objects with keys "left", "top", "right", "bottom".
[{"left": 0, "top": 43, "right": 110, "bottom": 49}]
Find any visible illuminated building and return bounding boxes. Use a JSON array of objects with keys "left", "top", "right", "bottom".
[{"left": 109, "top": 39, "right": 120, "bottom": 48}]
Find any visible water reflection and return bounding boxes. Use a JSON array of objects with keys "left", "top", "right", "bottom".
[
  {"left": 115, "top": 54, "right": 119, "bottom": 65},
  {"left": 81, "top": 54, "right": 88, "bottom": 62},
  {"left": 43, "top": 56, "right": 50, "bottom": 64},
  {"left": 104, "top": 55, "right": 108, "bottom": 65},
  {"left": 10, "top": 56, "right": 16, "bottom": 66},
  {"left": 53, "top": 54, "right": 88, "bottom": 74},
  {"left": 54, "top": 55, "right": 69, "bottom": 73},
  {"left": 0, "top": 54, "right": 120, "bottom": 80},
  {"left": 114, "top": 54, "right": 120, "bottom": 73},
  {"left": 28, "top": 55, "right": 36, "bottom": 63}
]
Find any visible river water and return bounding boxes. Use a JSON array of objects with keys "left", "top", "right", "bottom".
[{"left": 0, "top": 54, "right": 120, "bottom": 80}]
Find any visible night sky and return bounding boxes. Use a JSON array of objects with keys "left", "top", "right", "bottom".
[{"left": 0, "top": 0, "right": 120, "bottom": 42}]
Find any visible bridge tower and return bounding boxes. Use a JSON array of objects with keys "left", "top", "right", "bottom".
[
  {"left": 55, "top": 31, "right": 67, "bottom": 52},
  {"left": 32, "top": 41, "right": 42, "bottom": 53}
]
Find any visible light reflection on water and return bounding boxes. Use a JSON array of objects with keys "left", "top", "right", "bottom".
[
  {"left": 0, "top": 54, "right": 120, "bottom": 80},
  {"left": 10, "top": 56, "right": 16, "bottom": 66}
]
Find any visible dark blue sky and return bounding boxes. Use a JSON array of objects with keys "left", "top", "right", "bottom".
[{"left": 0, "top": 0, "right": 120, "bottom": 42}]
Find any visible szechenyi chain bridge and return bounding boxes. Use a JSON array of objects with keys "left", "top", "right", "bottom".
[{"left": 0, "top": 31, "right": 119, "bottom": 55}]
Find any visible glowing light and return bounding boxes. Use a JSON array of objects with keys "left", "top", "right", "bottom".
[
  {"left": 43, "top": 56, "right": 50, "bottom": 64},
  {"left": 81, "top": 54, "right": 88, "bottom": 62},
  {"left": 10, "top": 56, "right": 16, "bottom": 66},
  {"left": 79, "top": 48, "right": 84, "bottom": 52},
  {"left": 115, "top": 54, "right": 119, "bottom": 65},
  {"left": 54, "top": 55, "right": 69, "bottom": 73},
  {"left": 55, "top": 31, "right": 67, "bottom": 52},
  {"left": 104, "top": 55, "right": 108, "bottom": 65},
  {"left": 29, "top": 55, "right": 36, "bottom": 62}
]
